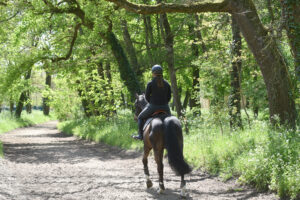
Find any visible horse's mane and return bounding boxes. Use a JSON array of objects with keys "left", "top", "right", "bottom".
[{"left": 140, "top": 94, "right": 148, "bottom": 109}]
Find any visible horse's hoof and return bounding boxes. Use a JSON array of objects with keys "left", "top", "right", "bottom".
[
  {"left": 157, "top": 182, "right": 165, "bottom": 194},
  {"left": 180, "top": 185, "right": 187, "bottom": 198},
  {"left": 157, "top": 187, "right": 165, "bottom": 194},
  {"left": 146, "top": 180, "right": 153, "bottom": 188}
]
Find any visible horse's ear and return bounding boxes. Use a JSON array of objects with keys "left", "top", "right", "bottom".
[
  {"left": 135, "top": 93, "right": 139, "bottom": 99},
  {"left": 142, "top": 92, "right": 145, "bottom": 96}
]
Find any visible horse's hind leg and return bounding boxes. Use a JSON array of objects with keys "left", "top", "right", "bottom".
[
  {"left": 154, "top": 147, "right": 165, "bottom": 193},
  {"left": 143, "top": 146, "right": 153, "bottom": 188},
  {"left": 180, "top": 175, "right": 187, "bottom": 198}
]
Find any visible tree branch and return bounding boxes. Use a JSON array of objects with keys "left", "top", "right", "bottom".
[
  {"left": 51, "top": 23, "right": 82, "bottom": 62},
  {"left": 42, "top": 0, "right": 94, "bottom": 28},
  {"left": 0, "top": 1, "right": 7, "bottom": 6},
  {"left": 0, "top": 11, "right": 19, "bottom": 23},
  {"left": 105, "top": 0, "right": 231, "bottom": 14}
]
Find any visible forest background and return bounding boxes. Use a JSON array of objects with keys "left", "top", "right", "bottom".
[{"left": 0, "top": 0, "right": 299, "bottom": 199}]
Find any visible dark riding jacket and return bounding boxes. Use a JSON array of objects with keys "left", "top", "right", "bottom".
[
  {"left": 138, "top": 77, "right": 171, "bottom": 120},
  {"left": 145, "top": 77, "right": 171, "bottom": 106}
]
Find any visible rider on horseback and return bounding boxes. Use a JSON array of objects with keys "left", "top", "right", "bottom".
[{"left": 132, "top": 65, "right": 172, "bottom": 140}]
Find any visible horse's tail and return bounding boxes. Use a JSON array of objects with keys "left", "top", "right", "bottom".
[{"left": 164, "top": 116, "right": 192, "bottom": 176}]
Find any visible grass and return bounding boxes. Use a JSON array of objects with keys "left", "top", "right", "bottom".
[
  {"left": 58, "top": 110, "right": 143, "bottom": 150},
  {"left": 0, "top": 110, "right": 55, "bottom": 157},
  {"left": 58, "top": 109, "right": 300, "bottom": 199}
]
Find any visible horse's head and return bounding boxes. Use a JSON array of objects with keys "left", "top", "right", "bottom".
[{"left": 134, "top": 93, "right": 147, "bottom": 121}]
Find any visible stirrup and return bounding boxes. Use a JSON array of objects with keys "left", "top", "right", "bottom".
[{"left": 132, "top": 134, "right": 143, "bottom": 140}]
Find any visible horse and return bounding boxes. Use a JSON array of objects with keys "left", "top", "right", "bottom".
[{"left": 134, "top": 94, "right": 192, "bottom": 197}]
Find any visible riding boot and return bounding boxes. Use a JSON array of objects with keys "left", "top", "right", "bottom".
[{"left": 132, "top": 119, "right": 144, "bottom": 140}]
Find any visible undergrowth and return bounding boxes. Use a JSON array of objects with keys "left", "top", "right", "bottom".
[
  {"left": 0, "top": 110, "right": 55, "bottom": 134},
  {"left": 58, "top": 109, "right": 300, "bottom": 199},
  {"left": 58, "top": 110, "right": 143, "bottom": 150}
]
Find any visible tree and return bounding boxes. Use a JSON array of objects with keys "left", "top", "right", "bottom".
[
  {"left": 15, "top": 69, "right": 32, "bottom": 118},
  {"left": 279, "top": 0, "right": 300, "bottom": 82},
  {"left": 229, "top": 16, "right": 242, "bottom": 129},
  {"left": 106, "top": 0, "right": 297, "bottom": 127},
  {"left": 158, "top": 0, "right": 183, "bottom": 117},
  {"left": 43, "top": 72, "right": 51, "bottom": 116}
]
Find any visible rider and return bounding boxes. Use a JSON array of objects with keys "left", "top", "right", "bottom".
[{"left": 132, "top": 64, "right": 172, "bottom": 140}]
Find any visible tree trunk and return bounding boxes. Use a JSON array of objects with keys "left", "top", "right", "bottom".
[
  {"left": 188, "top": 14, "right": 205, "bottom": 114},
  {"left": 43, "top": 72, "right": 51, "bottom": 116},
  {"left": 106, "top": 31, "right": 141, "bottom": 101},
  {"left": 142, "top": 14, "right": 154, "bottom": 66},
  {"left": 121, "top": 19, "right": 143, "bottom": 80},
  {"left": 280, "top": 0, "right": 300, "bottom": 82},
  {"left": 229, "top": 16, "right": 243, "bottom": 129},
  {"left": 252, "top": 66, "right": 259, "bottom": 119},
  {"left": 76, "top": 80, "right": 91, "bottom": 118},
  {"left": 105, "top": 62, "right": 116, "bottom": 113},
  {"left": 232, "top": 1, "right": 297, "bottom": 127},
  {"left": 9, "top": 101, "right": 14, "bottom": 114},
  {"left": 15, "top": 69, "right": 31, "bottom": 118},
  {"left": 26, "top": 91, "right": 32, "bottom": 114},
  {"left": 159, "top": 3, "right": 182, "bottom": 117},
  {"left": 183, "top": 90, "right": 190, "bottom": 110}
]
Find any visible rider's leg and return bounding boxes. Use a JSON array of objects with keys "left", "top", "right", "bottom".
[{"left": 133, "top": 104, "right": 154, "bottom": 140}]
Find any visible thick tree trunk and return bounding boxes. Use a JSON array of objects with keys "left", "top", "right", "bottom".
[
  {"left": 229, "top": 16, "right": 243, "bottom": 129},
  {"left": 232, "top": 1, "right": 297, "bottom": 127},
  {"left": 43, "top": 72, "right": 51, "bottom": 116},
  {"left": 15, "top": 69, "right": 31, "bottom": 118},
  {"left": 106, "top": 31, "right": 141, "bottom": 100},
  {"left": 121, "top": 20, "right": 143, "bottom": 80}
]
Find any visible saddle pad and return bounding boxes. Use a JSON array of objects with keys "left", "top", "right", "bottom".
[{"left": 143, "top": 118, "right": 153, "bottom": 131}]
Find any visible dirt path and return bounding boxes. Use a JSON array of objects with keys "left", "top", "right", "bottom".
[{"left": 0, "top": 121, "right": 278, "bottom": 200}]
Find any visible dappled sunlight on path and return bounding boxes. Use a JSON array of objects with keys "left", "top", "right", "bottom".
[{"left": 0, "top": 121, "right": 277, "bottom": 200}]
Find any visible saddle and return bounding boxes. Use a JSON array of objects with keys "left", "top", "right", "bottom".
[{"left": 143, "top": 110, "right": 169, "bottom": 131}]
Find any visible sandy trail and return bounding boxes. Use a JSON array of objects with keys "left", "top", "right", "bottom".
[{"left": 0, "top": 121, "right": 277, "bottom": 200}]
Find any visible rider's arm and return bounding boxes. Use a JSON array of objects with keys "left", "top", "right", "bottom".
[
  {"left": 145, "top": 82, "right": 152, "bottom": 102},
  {"left": 167, "top": 83, "right": 171, "bottom": 103}
]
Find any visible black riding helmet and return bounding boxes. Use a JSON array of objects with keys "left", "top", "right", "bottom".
[{"left": 152, "top": 64, "right": 163, "bottom": 75}]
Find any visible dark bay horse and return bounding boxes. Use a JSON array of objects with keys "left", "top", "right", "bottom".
[{"left": 134, "top": 94, "right": 191, "bottom": 197}]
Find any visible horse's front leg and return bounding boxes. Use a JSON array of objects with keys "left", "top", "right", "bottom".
[
  {"left": 180, "top": 174, "right": 187, "bottom": 198},
  {"left": 143, "top": 146, "right": 152, "bottom": 188}
]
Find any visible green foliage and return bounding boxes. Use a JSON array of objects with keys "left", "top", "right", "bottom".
[
  {"left": 0, "top": 110, "right": 55, "bottom": 134},
  {"left": 58, "top": 109, "right": 143, "bottom": 150},
  {"left": 44, "top": 77, "right": 82, "bottom": 121},
  {"left": 106, "top": 32, "right": 141, "bottom": 100}
]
